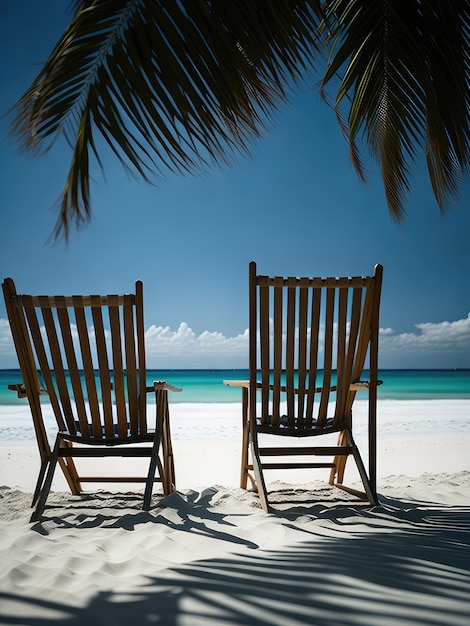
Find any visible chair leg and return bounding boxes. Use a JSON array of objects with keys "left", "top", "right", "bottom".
[
  {"left": 31, "top": 457, "right": 50, "bottom": 508},
  {"left": 250, "top": 439, "right": 270, "bottom": 513},
  {"left": 163, "top": 417, "right": 176, "bottom": 494},
  {"left": 240, "top": 387, "right": 249, "bottom": 489},
  {"left": 143, "top": 420, "right": 164, "bottom": 510},
  {"left": 58, "top": 441, "right": 82, "bottom": 494},
  {"left": 329, "top": 430, "right": 348, "bottom": 486},
  {"left": 30, "top": 437, "right": 60, "bottom": 523},
  {"left": 240, "top": 418, "right": 250, "bottom": 490},
  {"left": 152, "top": 389, "right": 176, "bottom": 500},
  {"left": 349, "top": 431, "right": 378, "bottom": 505},
  {"left": 143, "top": 452, "right": 158, "bottom": 511}
]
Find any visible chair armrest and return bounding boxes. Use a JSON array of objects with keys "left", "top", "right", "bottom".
[
  {"left": 223, "top": 380, "right": 250, "bottom": 388},
  {"left": 8, "top": 383, "right": 49, "bottom": 398},
  {"left": 8, "top": 383, "right": 28, "bottom": 398},
  {"left": 223, "top": 379, "right": 383, "bottom": 393},
  {"left": 226, "top": 380, "right": 334, "bottom": 394},
  {"left": 350, "top": 380, "right": 383, "bottom": 391},
  {"left": 147, "top": 381, "right": 183, "bottom": 393},
  {"left": 252, "top": 382, "right": 332, "bottom": 394}
]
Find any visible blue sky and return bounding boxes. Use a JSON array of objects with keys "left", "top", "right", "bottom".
[{"left": 1, "top": 1, "right": 469, "bottom": 369}]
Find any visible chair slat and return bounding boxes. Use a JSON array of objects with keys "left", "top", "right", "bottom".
[
  {"left": 297, "top": 280, "right": 309, "bottom": 425},
  {"left": 135, "top": 281, "right": 147, "bottom": 435},
  {"left": 334, "top": 287, "right": 349, "bottom": 420},
  {"left": 306, "top": 287, "right": 321, "bottom": 426},
  {"left": 249, "top": 263, "right": 258, "bottom": 445},
  {"left": 346, "top": 275, "right": 375, "bottom": 415},
  {"left": 74, "top": 304, "right": 102, "bottom": 438},
  {"left": 286, "top": 285, "right": 296, "bottom": 426},
  {"left": 91, "top": 301, "right": 114, "bottom": 438},
  {"left": 272, "top": 282, "right": 283, "bottom": 424},
  {"left": 353, "top": 284, "right": 374, "bottom": 381},
  {"left": 336, "top": 288, "right": 348, "bottom": 382},
  {"left": 339, "top": 287, "right": 363, "bottom": 419},
  {"left": 3, "top": 281, "right": 50, "bottom": 462},
  {"left": 108, "top": 300, "right": 128, "bottom": 439},
  {"left": 23, "top": 303, "right": 68, "bottom": 433},
  {"left": 318, "top": 287, "right": 335, "bottom": 426},
  {"left": 56, "top": 302, "right": 89, "bottom": 437},
  {"left": 123, "top": 295, "right": 139, "bottom": 436},
  {"left": 42, "top": 307, "right": 77, "bottom": 433},
  {"left": 260, "top": 283, "right": 271, "bottom": 424}
]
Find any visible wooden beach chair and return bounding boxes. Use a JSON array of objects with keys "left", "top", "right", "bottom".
[
  {"left": 2, "top": 277, "right": 181, "bottom": 522},
  {"left": 225, "top": 262, "right": 383, "bottom": 512}
]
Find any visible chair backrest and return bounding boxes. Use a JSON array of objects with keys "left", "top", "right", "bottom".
[
  {"left": 3, "top": 278, "right": 148, "bottom": 444},
  {"left": 249, "top": 262, "right": 383, "bottom": 432}
]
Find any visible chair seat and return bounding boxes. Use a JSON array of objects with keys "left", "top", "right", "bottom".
[
  {"left": 62, "top": 428, "right": 158, "bottom": 446},
  {"left": 256, "top": 415, "right": 347, "bottom": 437}
]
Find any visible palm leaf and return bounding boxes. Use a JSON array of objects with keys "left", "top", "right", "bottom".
[
  {"left": 9, "top": 0, "right": 469, "bottom": 237},
  {"left": 321, "top": 0, "right": 469, "bottom": 220},
  {"left": 9, "top": 0, "right": 324, "bottom": 239}
]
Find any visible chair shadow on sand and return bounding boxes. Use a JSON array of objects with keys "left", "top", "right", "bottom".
[
  {"left": 1, "top": 489, "right": 469, "bottom": 626},
  {"left": 29, "top": 488, "right": 260, "bottom": 549}
]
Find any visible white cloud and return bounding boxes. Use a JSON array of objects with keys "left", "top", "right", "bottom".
[
  {"left": 377, "top": 314, "right": 470, "bottom": 368},
  {"left": 0, "top": 314, "right": 469, "bottom": 369},
  {"left": 145, "top": 322, "right": 248, "bottom": 367},
  {"left": 379, "top": 313, "right": 470, "bottom": 354},
  {"left": 0, "top": 319, "right": 17, "bottom": 367}
]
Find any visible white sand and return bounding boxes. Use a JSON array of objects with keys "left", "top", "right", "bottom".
[{"left": 1, "top": 400, "right": 469, "bottom": 625}]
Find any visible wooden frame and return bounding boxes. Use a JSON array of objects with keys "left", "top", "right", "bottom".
[
  {"left": 225, "top": 261, "right": 383, "bottom": 512},
  {"left": 3, "top": 278, "right": 181, "bottom": 522}
]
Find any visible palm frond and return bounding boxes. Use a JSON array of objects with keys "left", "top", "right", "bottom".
[
  {"left": 9, "top": 0, "right": 324, "bottom": 239},
  {"left": 320, "top": 0, "right": 470, "bottom": 220}
]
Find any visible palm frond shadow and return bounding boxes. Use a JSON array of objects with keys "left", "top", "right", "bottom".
[{"left": 4, "top": 489, "right": 468, "bottom": 625}]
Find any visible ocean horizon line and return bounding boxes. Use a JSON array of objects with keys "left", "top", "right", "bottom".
[{"left": 1, "top": 368, "right": 469, "bottom": 404}]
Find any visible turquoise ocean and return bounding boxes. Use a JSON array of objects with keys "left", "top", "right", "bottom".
[{"left": 0, "top": 369, "right": 469, "bottom": 405}]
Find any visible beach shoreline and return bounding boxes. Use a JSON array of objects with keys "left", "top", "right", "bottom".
[{"left": 1, "top": 399, "right": 469, "bottom": 493}]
